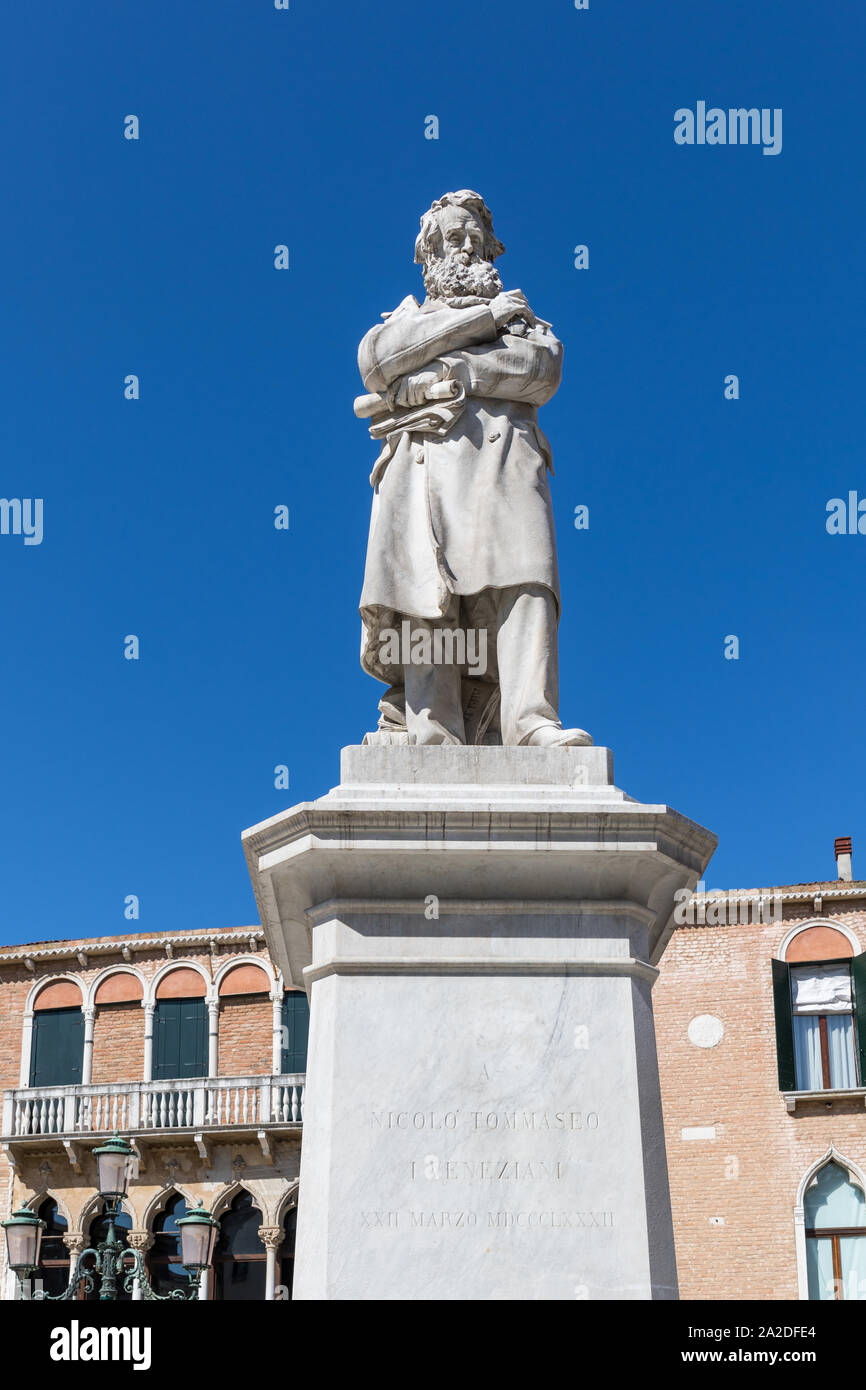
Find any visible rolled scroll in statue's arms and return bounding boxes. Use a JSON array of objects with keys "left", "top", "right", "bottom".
[
  {"left": 437, "top": 320, "right": 563, "bottom": 409},
  {"left": 357, "top": 290, "right": 537, "bottom": 393}
]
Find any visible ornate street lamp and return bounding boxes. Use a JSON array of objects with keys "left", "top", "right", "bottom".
[
  {"left": 177, "top": 1202, "right": 219, "bottom": 1273},
  {"left": 1, "top": 1204, "right": 45, "bottom": 1282},
  {"left": 2, "top": 1134, "right": 218, "bottom": 1302},
  {"left": 93, "top": 1133, "right": 134, "bottom": 1205}
]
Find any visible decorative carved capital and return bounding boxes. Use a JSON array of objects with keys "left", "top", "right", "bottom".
[
  {"left": 257, "top": 1225, "right": 283, "bottom": 1252},
  {"left": 63, "top": 1233, "right": 87, "bottom": 1256},
  {"left": 127, "top": 1231, "right": 153, "bottom": 1253}
]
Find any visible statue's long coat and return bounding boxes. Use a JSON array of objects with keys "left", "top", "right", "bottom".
[{"left": 358, "top": 294, "right": 563, "bottom": 684}]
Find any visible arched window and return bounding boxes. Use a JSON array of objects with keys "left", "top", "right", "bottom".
[
  {"left": 279, "top": 1205, "right": 297, "bottom": 1299},
  {"left": 805, "top": 1163, "right": 866, "bottom": 1300},
  {"left": 34, "top": 1198, "right": 70, "bottom": 1297},
  {"left": 83, "top": 1203, "right": 133, "bottom": 1301},
  {"left": 148, "top": 1193, "right": 190, "bottom": 1297},
  {"left": 771, "top": 931, "right": 866, "bottom": 1092},
  {"left": 212, "top": 1192, "right": 266, "bottom": 1301}
]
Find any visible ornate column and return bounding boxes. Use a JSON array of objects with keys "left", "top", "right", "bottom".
[
  {"left": 61, "top": 1233, "right": 87, "bottom": 1297},
  {"left": 81, "top": 1007, "right": 96, "bottom": 1085},
  {"left": 270, "top": 990, "right": 283, "bottom": 1074},
  {"left": 258, "top": 1226, "right": 283, "bottom": 1301},
  {"left": 207, "top": 998, "right": 220, "bottom": 1077},
  {"left": 126, "top": 1232, "right": 153, "bottom": 1302},
  {"left": 142, "top": 1002, "right": 155, "bottom": 1082}
]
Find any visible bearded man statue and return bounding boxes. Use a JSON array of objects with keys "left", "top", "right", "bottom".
[{"left": 356, "top": 189, "right": 591, "bottom": 749}]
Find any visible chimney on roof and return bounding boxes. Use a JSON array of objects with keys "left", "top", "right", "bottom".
[{"left": 835, "top": 836, "right": 853, "bottom": 882}]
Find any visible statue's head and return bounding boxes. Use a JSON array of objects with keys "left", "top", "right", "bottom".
[{"left": 414, "top": 190, "right": 505, "bottom": 303}]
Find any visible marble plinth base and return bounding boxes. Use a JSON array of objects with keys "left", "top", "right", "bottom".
[{"left": 242, "top": 746, "right": 716, "bottom": 1301}]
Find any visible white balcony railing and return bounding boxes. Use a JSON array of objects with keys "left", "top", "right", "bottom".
[{"left": 1, "top": 1074, "right": 305, "bottom": 1139}]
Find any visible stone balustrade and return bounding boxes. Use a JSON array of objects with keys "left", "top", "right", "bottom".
[{"left": 1, "top": 1073, "right": 305, "bottom": 1138}]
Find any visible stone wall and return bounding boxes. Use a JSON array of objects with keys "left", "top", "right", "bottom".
[
  {"left": 218, "top": 994, "right": 274, "bottom": 1076},
  {"left": 0, "top": 925, "right": 280, "bottom": 1091},
  {"left": 91, "top": 1002, "right": 145, "bottom": 1085}
]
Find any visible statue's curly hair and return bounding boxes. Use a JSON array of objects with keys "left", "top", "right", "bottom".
[{"left": 414, "top": 190, "right": 505, "bottom": 265}]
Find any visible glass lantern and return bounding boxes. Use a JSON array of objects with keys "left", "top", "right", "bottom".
[
  {"left": 2, "top": 1205, "right": 46, "bottom": 1275},
  {"left": 177, "top": 1201, "right": 219, "bottom": 1271},
  {"left": 93, "top": 1133, "right": 134, "bottom": 1205}
]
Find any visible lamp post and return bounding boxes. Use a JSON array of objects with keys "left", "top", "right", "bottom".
[
  {"left": 2, "top": 1134, "right": 218, "bottom": 1302},
  {"left": 2, "top": 1204, "right": 45, "bottom": 1285}
]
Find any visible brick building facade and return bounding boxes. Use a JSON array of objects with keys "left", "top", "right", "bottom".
[
  {"left": 655, "top": 839, "right": 866, "bottom": 1301},
  {"left": 0, "top": 925, "right": 307, "bottom": 1301},
  {"left": 2, "top": 843, "right": 864, "bottom": 1301}
]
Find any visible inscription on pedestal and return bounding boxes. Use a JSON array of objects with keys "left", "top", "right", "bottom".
[{"left": 358, "top": 1098, "right": 612, "bottom": 1241}]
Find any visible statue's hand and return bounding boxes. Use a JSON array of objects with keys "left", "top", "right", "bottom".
[
  {"left": 393, "top": 367, "right": 447, "bottom": 408},
  {"left": 490, "top": 289, "right": 537, "bottom": 332}
]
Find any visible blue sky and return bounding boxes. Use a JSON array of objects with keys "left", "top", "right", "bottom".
[{"left": 1, "top": 1, "right": 864, "bottom": 947}]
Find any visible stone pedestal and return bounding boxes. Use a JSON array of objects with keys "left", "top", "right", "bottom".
[{"left": 242, "top": 746, "right": 715, "bottom": 1301}]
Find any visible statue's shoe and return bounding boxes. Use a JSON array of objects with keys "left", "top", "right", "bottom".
[{"left": 523, "top": 725, "right": 593, "bottom": 748}]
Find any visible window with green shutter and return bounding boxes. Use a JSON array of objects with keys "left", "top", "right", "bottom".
[
  {"left": 773, "top": 957, "right": 863, "bottom": 1092},
  {"left": 280, "top": 991, "right": 309, "bottom": 1074},
  {"left": 852, "top": 954, "right": 866, "bottom": 1086},
  {"left": 772, "top": 960, "right": 795, "bottom": 1091},
  {"left": 153, "top": 998, "right": 208, "bottom": 1081},
  {"left": 29, "top": 1007, "right": 84, "bottom": 1087}
]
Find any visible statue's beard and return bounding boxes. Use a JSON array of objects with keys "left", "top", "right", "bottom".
[{"left": 423, "top": 255, "right": 502, "bottom": 304}]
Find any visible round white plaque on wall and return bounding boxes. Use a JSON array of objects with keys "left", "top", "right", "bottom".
[{"left": 687, "top": 1014, "right": 724, "bottom": 1048}]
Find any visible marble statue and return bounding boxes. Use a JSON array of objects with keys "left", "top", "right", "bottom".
[
  {"left": 246, "top": 201, "right": 715, "bottom": 1297},
  {"left": 356, "top": 190, "right": 591, "bottom": 748}
]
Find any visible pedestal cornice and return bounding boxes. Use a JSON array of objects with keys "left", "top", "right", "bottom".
[{"left": 242, "top": 746, "right": 717, "bottom": 989}]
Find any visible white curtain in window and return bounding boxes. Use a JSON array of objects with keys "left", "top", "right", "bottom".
[
  {"left": 793, "top": 1016, "right": 823, "bottom": 1090},
  {"left": 791, "top": 965, "right": 852, "bottom": 1014},
  {"left": 806, "top": 1237, "right": 836, "bottom": 1300},
  {"left": 839, "top": 1237, "right": 866, "bottom": 1300},
  {"left": 827, "top": 1016, "right": 857, "bottom": 1088}
]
